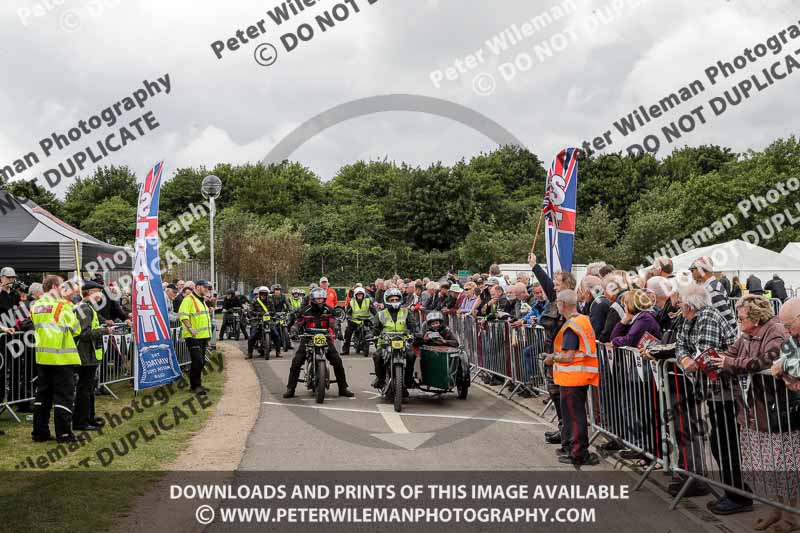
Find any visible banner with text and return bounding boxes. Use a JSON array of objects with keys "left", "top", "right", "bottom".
[{"left": 133, "top": 160, "right": 182, "bottom": 391}]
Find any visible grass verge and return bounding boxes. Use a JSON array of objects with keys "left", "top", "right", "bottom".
[{"left": 0, "top": 351, "right": 225, "bottom": 533}]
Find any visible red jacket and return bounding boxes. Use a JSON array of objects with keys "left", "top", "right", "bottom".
[{"left": 325, "top": 287, "right": 338, "bottom": 308}]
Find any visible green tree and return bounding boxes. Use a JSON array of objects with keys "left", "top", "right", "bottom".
[
  {"left": 1, "top": 178, "right": 63, "bottom": 215},
  {"left": 574, "top": 204, "right": 620, "bottom": 264},
  {"left": 82, "top": 196, "right": 137, "bottom": 245},
  {"left": 62, "top": 166, "right": 138, "bottom": 226}
]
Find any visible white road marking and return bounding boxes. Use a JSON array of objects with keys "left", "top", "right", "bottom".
[
  {"left": 261, "top": 401, "right": 547, "bottom": 425},
  {"left": 377, "top": 404, "right": 410, "bottom": 434}
]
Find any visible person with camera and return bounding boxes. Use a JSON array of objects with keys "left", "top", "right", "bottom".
[{"left": 0, "top": 267, "right": 25, "bottom": 317}]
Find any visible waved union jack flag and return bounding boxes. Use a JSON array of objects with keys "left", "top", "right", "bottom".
[{"left": 542, "top": 148, "right": 580, "bottom": 278}]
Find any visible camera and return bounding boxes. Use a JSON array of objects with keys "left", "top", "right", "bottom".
[{"left": 9, "top": 280, "right": 29, "bottom": 293}]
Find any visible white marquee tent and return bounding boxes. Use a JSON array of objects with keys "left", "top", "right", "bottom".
[
  {"left": 780, "top": 242, "right": 800, "bottom": 261},
  {"left": 671, "top": 239, "right": 800, "bottom": 289}
]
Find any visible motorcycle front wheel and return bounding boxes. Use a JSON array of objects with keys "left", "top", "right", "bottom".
[
  {"left": 393, "top": 363, "right": 404, "bottom": 413},
  {"left": 315, "top": 360, "right": 327, "bottom": 404}
]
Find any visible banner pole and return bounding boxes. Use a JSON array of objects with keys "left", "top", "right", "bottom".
[{"left": 530, "top": 211, "right": 545, "bottom": 254}]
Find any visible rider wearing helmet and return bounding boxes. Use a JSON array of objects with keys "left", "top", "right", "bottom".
[
  {"left": 288, "top": 288, "right": 304, "bottom": 313},
  {"left": 218, "top": 289, "right": 238, "bottom": 341},
  {"left": 371, "top": 288, "right": 420, "bottom": 391},
  {"left": 303, "top": 284, "right": 319, "bottom": 307},
  {"left": 247, "top": 286, "right": 273, "bottom": 359},
  {"left": 420, "top": 310, "right": 459, "bottom": 348},
  {"left": 342, "top": 287, "right": 376, "bottom": 355},
  {"left": 267, "top": 284, "right": 289, "bottom": 357},
  {"left": 284, "top": 287, "right": 354, "bottom": 398}
]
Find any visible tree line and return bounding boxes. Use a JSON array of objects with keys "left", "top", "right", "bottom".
[{"left": 2, "top": 136, "right": 800, "bottom": 285}]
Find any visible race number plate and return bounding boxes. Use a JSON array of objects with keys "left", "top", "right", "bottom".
[
  {"left": 313, "top": 334, "right": 328, "bottom": 347},
  {"left": 391, "top": 339, "right": 404, "bottom": 349}
]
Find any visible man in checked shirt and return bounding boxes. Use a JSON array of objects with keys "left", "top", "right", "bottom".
[{"left": 673, "top": 285, "right": 752, "bottom": 515}]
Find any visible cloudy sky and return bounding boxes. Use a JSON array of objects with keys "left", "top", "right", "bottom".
[{"left": 1, "top": 0, "right": 798, "bottom": 195}]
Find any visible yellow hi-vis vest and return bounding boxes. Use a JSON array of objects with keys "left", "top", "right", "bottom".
[
  {"left": 553, "top": 313, "right": 599, "bottom": 387},
  {"left": 350, "top": 297, "right": 372, "bottom": 321},
  {"left": 289, "top": 297, "right": 303, "bottom": 311},
  {"left": 378, "top": 308, "right": 408, "bottom": 333},
  {"left": 83, "top": 303, "right": 103, "bottom": 361},
  {"left": 178, "top": 293, "right": 211, "bottom": 339},
  {"left": 31, "top": 294, "right": 81, "bottom": 365}
]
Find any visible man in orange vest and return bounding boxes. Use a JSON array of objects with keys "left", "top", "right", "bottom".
[{"left": 544, "top": 289, "right": 600, "bottom": 466}]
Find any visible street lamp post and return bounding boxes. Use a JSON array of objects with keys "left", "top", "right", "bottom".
[
  {"left": 201, "top": 175, "right": 222, "bottom": 290},
  {"left": 200, "top": 175, "right": 222, "bottom": 348}
]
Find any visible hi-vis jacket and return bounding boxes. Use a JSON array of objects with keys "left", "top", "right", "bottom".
[
  {"left": 178, "top": 292, "right": 211, "bottom": 339},
  {"left": 553, "top": 313, "right": 599, "bottom": 387},
  {"left": 31, "top": 294, "right": 81, "bottom": 365}
]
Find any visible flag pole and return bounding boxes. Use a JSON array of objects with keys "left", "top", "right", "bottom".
[{"left": 530, "top": 210, "right": 545, "bottom": 254}]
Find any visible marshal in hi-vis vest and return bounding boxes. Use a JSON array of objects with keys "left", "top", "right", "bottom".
[
  {"left": 31, "top": 294, "right": 82, "bottom": 365},
  {"left": 553, "top": 313, "right": 599, "bottom": 387},
  {"left": 178, "top": 293, "right": 211, "bottom": 339},
  {"left": 350, "top": 297, "right": 372, "bottom": 321},
  {"left": 377, "top": 308, "right": 409, "bottom": 346}
]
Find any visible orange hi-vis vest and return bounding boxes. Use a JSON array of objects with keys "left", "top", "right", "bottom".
[{"left": 553, "top": 313, "right": 599, "bottom": 387}]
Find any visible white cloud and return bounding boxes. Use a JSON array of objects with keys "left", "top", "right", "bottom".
[{"left": 1, "top": 0, "right": 799, "bottom": 194}]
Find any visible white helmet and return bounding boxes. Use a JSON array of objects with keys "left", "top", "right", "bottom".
[
  {"left": 257, "top": 286, "right": 269, "bottom": 294},
  {"left": 384, "top": 288, "right": 403, "bottom": 310},
  {"left": 354, "top": 287, "right": 367, "bottom": 298}
]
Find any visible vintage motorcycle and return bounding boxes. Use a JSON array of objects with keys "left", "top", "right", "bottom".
[
  {"left": 375, "top": 331, "right": 415, "bottom": 412},
  {"left": 249, "top": 314, "right": 272, "bottom": 359},
  {"left": 223, "top": 307, "right": 244, "bottom": 340},
  {"left": 273, "top": 311, "right": 291, "bottom": 352},
  {"left": 297, "top": 328, "right": 332, "bottom": 403},
  {"left": 350, "top": 316, "right": 373, "bottom": 356}
]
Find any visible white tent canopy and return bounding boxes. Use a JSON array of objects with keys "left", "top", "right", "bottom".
[
  {"left": 670, "top": 239, "right": 800, "bottom": 289},
  {"left": 781, "top": 242, "right": 800, "bottom": 261}
]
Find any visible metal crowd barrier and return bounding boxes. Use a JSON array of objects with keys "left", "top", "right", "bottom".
[
  {"left": 440, "top": 313, "right": 798, "bottom": 515},
  {"left": 443, "top": 314, "right": 548, "bottom": 401},
  {"left": 589, "top": 345, "right": 668, "bottom": 490},
  {"left": 1, "top": 325, "right": 191, "bottom": 421},
  {"left": 660, "top": 359, "right": 799, "bottom": 514}
]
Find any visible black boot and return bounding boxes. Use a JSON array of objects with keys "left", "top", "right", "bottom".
[
  {"left": 339, "top": 388, "right": 355, "bottom": 398},
  {"left": 283, "top": 389, "right": 295, "bottom": 399}
]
